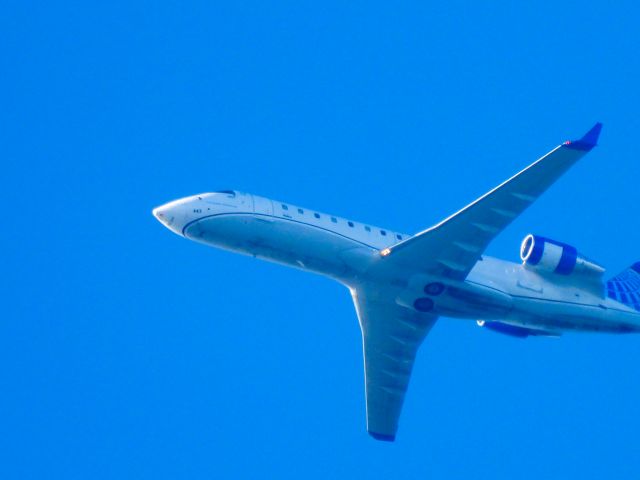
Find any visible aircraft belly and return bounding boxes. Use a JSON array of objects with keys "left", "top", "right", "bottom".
[
  {"left": 443, "top": 281, "right": 514, "bottom": 318},
  {"left": 505, "top": 296, "right": 632, "bottom": 332},
  {"left": 396, "top": 275, "right": 514, "bottom": 320},
  {"left": 184, "top": 215, "right": 367, "bottom": 278}
]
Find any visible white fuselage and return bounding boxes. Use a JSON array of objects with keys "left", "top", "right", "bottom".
[{"left": 153, "top": 191, "right": 640, "bottom": 334}]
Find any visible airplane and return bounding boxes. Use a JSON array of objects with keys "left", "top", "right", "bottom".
[{"left": 152, "top": 122, "right": 640, "bottom": 442}]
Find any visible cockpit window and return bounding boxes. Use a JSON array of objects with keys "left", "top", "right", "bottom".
[{"left": 213, "top": 190, "right": 236, "bottom": 197}]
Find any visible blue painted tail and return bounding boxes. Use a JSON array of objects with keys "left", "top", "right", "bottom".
[{"left": 606, "top": 263, "right": 640, "bottom": 311}]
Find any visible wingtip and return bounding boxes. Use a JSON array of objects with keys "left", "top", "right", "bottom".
[
  {"left": 563, "top": 122, "right": 603, "bottom": 151},
  {"left": 369, "top": 431, "right": 396, "bottom": 442}
]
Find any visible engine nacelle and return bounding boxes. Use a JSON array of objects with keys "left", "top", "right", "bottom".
[{"left": 520, "top": 234, "right": 605, "bottom": 277}]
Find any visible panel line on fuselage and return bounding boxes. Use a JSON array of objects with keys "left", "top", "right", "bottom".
[
  {"left": 182, "top": 211, "right": 389, "bottom": 251},
  {"left": 509, "top": 293, "right": 633, "bottom": 314},
  {"left": 465, "top": 279, "right": 638, "bottom": 316}
]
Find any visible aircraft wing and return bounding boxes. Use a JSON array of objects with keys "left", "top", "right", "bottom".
[
  {"left": 352, "top": 285, "right": 438, "bottom": 441},
  {"left": 375, "top": 123, "right": 602, "bottom": 280}
]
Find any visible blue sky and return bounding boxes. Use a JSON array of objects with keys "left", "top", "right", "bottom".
[{"left": 3, "top": 1, "right": 640, "bottom": 478}]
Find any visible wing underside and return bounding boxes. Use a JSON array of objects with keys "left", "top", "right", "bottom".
[
  {"left": 352, "top": 285, "right": 438, "bottom": 441},
  {"left": 376, "top": 123, "right": 603, "bottom": 280}
]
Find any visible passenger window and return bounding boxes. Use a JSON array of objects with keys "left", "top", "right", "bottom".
[
  {"left": 365, "top": 226, "right": 371, "bottom": 232},
  {"left": 331, "top": 217, "right": 337, "bottom": 223},
  {"left": 298, "top": 208, "right": 304, "bottom": 214},
  {"left": 348, "top": 221, "right": 354, "bottom": 227},
  {"left": 282, "top": 204, "right": 288, "bottom": 210},
  {"left": 314, "top": 213, "right": 320, "bottom": 219},
  {"left": 396, "top": 234, "right": 402, "bottom": 240},
  {"left": 380, "top": 230, "right": 387, "bottom": 236}
]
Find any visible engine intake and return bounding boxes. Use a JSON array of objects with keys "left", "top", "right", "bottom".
[{"left": 520, "top": 234, "right": 605, "bottom": 277}]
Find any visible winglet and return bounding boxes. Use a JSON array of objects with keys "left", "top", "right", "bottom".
[
  {"left": 369, "top": 431, "right": 396, "bottom": 442},
  {"left": 563, "top": 122, "right": 603, "bottom": 151}
]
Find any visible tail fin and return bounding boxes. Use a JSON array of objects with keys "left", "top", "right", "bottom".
[{"left": 606, "top": 263, "right": 640, "bottom": 311}]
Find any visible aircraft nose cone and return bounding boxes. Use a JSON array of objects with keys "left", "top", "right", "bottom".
[
  {"left": 152, "top": 204, "right": 175, "bottom": 227},
  {"left": 152, "top": 196, "right": 197, "bottom": 236}
]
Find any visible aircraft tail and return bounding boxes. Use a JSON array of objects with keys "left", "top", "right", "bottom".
[{"left": 606, "top": 263, "right": 640, "bottom": 311}]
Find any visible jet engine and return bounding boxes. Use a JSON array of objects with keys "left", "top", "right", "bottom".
[{"left": 520, "top": 234, "right": 605, "bottom": 277}]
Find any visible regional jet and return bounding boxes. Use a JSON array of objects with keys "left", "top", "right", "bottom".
[{"left": 153, "top": 122, "right": 640, "bottom": 441}]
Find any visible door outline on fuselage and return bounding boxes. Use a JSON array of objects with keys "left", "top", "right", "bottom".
[{"left": 252, "top": 195, "right": 273, "bottom": 217}]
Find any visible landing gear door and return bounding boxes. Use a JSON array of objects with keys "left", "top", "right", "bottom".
[{"left": 252, "top": 195, "right": 273, "bottom": 216}]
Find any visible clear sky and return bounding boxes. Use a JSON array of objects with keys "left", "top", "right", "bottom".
[{"left": 3, "top": 1, "right": 640, "bottom": 478}]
